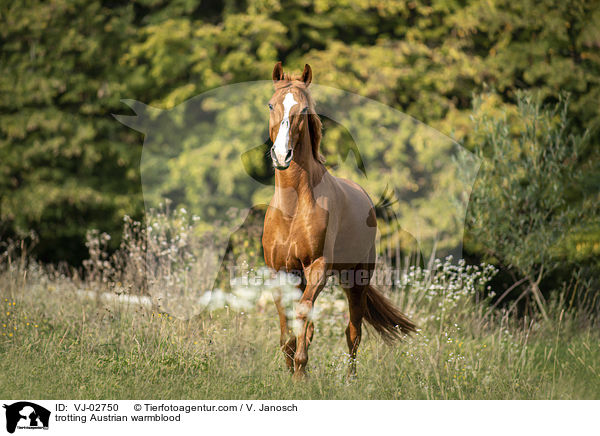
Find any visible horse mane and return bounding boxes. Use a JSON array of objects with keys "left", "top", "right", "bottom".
[{"left": 274, "top": 76, "right": 325, "bottom": 164}]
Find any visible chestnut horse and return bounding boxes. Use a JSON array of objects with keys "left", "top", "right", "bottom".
[{"left": 262, "top": 62, "right": 416, "bottom": 379}]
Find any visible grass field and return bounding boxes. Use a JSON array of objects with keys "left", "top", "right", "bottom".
[{"left": 1, "top": 254, "right": 599, "bottom": 400}]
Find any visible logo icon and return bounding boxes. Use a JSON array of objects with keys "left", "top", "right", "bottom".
[{"left": 3, "top": 402, "right": 50, "bottom": 434}]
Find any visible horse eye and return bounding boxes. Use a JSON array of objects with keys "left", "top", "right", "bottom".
[
  {"left": 268, "top": 103, "right": 273, "bottom": 111},
  {"left": 301, "top": 107, "right": 308, "bottom": 114}
]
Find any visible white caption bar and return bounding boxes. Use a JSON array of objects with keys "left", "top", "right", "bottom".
[{"left": 0, "top": 400, "right": 596, "bottom": 436}]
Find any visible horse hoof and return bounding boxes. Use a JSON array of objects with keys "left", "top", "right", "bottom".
[{"left": 292, "top": 370, "right": 308, "bottom": 382}]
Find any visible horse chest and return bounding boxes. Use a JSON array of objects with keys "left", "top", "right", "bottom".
[{"left": 263, "top": 207, "right": 327, "bottom": 272}]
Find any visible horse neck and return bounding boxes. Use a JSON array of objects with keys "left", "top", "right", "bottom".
[{"left": 273, "top": 132, "right": 325, "bottom": 215}]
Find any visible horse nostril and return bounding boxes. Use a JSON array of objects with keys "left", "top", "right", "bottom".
[{"left": 285, "top": 149, "right": 293, "bottom": 162}]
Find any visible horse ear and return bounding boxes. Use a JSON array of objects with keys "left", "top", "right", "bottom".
[
  {"left": 301, "top": 64, "right": 312, "bottom": 86},
  {"left": 272, "top": 62, "right": 284, "bottom": 83}
]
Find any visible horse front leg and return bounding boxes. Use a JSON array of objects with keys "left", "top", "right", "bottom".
[{"left": 293, "top": 257, "right": 328, "bottom": 380}]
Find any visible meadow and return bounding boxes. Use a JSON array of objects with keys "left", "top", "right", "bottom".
[
  {"left": 2, "top": 0, "right": 599, "bottom": 403},
  {"left": 1, "top": 230, "right": 598, "bottom": 400}
]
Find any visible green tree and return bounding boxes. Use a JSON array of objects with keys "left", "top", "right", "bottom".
[
  {"left": 467, "top": 92, "right": 592, "bottom": 318},
  {"left": 1, "top": 0, "right": 599, "bottom": 275},
  {"left": 0, "top": 0, "right": 144, "bottom": 263}
]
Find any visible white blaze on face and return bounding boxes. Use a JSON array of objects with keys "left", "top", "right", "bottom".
[{"left": 273, "top": 92, "right": 298, "bottom": 164}]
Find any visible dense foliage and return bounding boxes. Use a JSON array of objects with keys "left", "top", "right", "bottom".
[
  {"left": 1, "top": 0, "right": 598, "bottom": 302},
  {"left": 467, "top": 93, "right": 596, "bottom": 317}
]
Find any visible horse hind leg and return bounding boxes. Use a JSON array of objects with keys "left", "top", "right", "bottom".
[
  {"left": 274, "top": 293, "right": 296, "bottom": 372},
  {"left": 343, "top": 268, "right": 369, "bottom": 378}
]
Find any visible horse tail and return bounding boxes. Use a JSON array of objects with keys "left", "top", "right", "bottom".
[{"left": 364, "top": 284, "right": 416, "bottom": 342}]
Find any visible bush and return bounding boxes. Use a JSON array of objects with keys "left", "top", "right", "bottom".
[{"left": 467, "top": 92, "right": 592, "bottom": 319}]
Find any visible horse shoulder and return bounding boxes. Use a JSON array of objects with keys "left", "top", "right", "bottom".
[{"left": 263, "top": 205, "right": 288, "bottom": 267}]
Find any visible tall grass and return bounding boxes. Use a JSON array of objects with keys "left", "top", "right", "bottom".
[{"left": 0, "top": 211, "right": 598, "bottom": 399}]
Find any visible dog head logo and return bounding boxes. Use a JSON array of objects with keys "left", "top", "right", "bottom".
[{"left": 3, "top": 402, "right": 50, "bottom": 433}]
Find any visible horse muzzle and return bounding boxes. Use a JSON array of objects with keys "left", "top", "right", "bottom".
[{"left": 271, "top": 146, "right": 293, "bottom": 170}]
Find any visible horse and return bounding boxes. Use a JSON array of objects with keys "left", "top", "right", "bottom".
[{"left": 262, "top": 62, "right": 416, "bottom": 379}]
